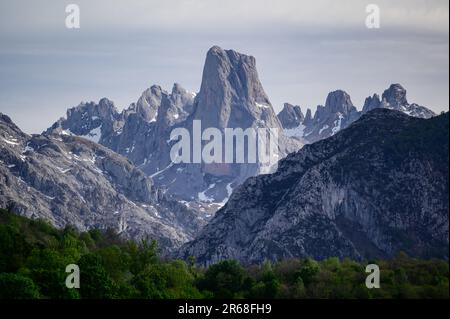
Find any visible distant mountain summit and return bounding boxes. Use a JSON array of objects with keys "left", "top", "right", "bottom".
[
  {"left": 46, "top": 97, "right": 120, "bottom": 144},
  {"left": 278, "top": 103, "right": 304, "bottom": 129},
  {"left": 187, "top": 46, "right": 299, "bottom": 182},
  {"left": 278, "top": 84, "right": 436, "bottom": 143},
  {"left": 362, "top": 83, "right": 436, "bottom": 118},
  {"left": 46, "top": 46, "right": 302, "bottom": 209},
  {"left": 194, "top": 46, "right": 279, "bottom": 129},
  {"left": 301, "top": 90, "right": 360, "bottom": 143}
]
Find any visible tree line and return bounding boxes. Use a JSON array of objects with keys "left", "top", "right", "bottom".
[{"left": 0, "top": 209, "right": 448, "bottom": 299}]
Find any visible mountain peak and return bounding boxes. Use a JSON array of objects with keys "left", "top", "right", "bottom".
[
  {"left": 196, "top": 46, "right": 274, "bottom": 129},
  {"left": 133, "top": 85, "right": 165, "bottom": 122},
  {"left": 325, "top": 90, "right": 354, "bottom": 114},
  {"left": 298, "top": 90, "right": 358, "bottom": 143},
  {"left": 66, "top": 98, "right": 119, "bottom": 122},
  {"left": 382, "top": 83, "right": 408, "bottom": 107},
  {"left": 362, "top": 93, "right": 381, "bottom": 114},
  {"left": 206, "top": 45, "right": 256, "bottom": 65},
  {"left": 359, "top": 84, "right": 434, "bottom": 119},
  {"left": 0, "top": 112, "right": 13, "bottom": 125},
  {"left": 207, "top": 45, "right": 223, "bottom": 54},
  {"left": 171, "top": 82, "right": 186, "bottom": 95},
  {"left": 98, "top": 97, "right": 114, "bottom": 107},
  {"left": 277, "top": 103, "right": 304, "bottom": 129}
]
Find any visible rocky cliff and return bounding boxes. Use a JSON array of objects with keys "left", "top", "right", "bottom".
[
  {"left": 179, "top": 109, "right": 449, "bottom": 265},
  {"left": 1, "top": 113, "right": 206, "bottom": 252}
]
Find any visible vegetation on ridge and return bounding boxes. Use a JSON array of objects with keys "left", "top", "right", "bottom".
[{"left": 0, "top": 209, "right": 448, "bottom": 299}]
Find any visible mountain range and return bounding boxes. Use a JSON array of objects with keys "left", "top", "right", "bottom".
[
  {"left": 46, "top": 46, "right": 302, "bottom": 211},
  {"left": 179, "top": 109, "right": 449, "bottom": 264},
  {"left": 278, "top": 83, "right": 436, "bottom": 144},
  {"left": 44, "top": 47, "right": 437, "bottom": 212},
  {"left": 0, "top": 112, "right": 206, "bottom": 251},
  {"left": 1, "top": 46, "right": 447, "bottom": 263}
]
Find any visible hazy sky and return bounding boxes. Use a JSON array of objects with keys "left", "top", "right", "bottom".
[{"left": 0, "top": 0, "right": 448, "bottom": 133}]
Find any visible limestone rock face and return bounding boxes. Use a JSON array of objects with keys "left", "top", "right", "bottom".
[
  {"left": 1, "top": 113, "right": 206, "bottom": 252},
  {"left": 194, "top": 46, "right": 281, "bottom": 130},
  {"left": 302, "top": 90, "right": 360, "bottom": 143},
  {"left": 178, "top": 109, "right": 449, "bottom": 265},
  {"left": 277, "top": 103, "right": 304, "bottom": 129},
  {"left": 45, "top": 98, "right": 121, "bottom": 145},
  {"left": 279, "top": 84, "right": 436, "bottom": 144},
  {"left": 382, "top": 83, "right": 409, "bottom": 108},
  {"left": 362, "top": 94, "right": 381, "bottom": 114},
  {"left": 189, "top": 46, "right": 300, "bottom": 180},
  {"left": 362, "top": 83, "right": 437, "bottom": 119},
  {"left": 45, "top": 46, "right": 302, "bottom": 207},
  {"left": 125, "top": 85, "right": 163, "bottom": 122}
]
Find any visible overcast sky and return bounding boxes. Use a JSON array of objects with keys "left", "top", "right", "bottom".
[{"left": 0, "top": 0, "right": 448, "bottom": 133}]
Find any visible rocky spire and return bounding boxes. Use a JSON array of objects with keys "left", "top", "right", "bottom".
[
  {"left": 362, "top": 94, "right": 381, "bottom": 114},
  {"left": 324, "top": 90, "right": 355, "bottom": 115},
  {"left": 277, "top": 103, "right": 304, "bottom": 129},
  {"left": 382, "top": 83, "right": 408, "bottom": 108},
  {"left": 194, "top": 45, "right": 281, "bottom": 130},
  {"left": 303, "top": 108, "right": 313, "bottom": 127},
  {"left": 362, "top": 84, "right": 435, "bottom": 118},
  {"left": 302, "top": 90, "right": 358, "bottom": 143},
  {"left": 133, "top": 84, "right": 164, "bottom": 122}
]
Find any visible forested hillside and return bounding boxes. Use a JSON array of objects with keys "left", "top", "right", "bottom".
[{"left": 0, "top": 209, "right": 448, "bottom": 299}]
